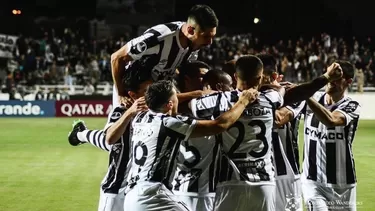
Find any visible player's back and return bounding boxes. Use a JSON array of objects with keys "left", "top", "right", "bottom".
[
  {"left": 190, "top": 89, "right": 283, "bottom": 187},
  {"left": 127, "top": 110, "right": 197, "bottom": 190},
  {"left": 172, "top": 135, "right": 220, "bottom": 194},
  {"left": 273, "top": 102, "right": 305, "bottom": 180},
  {"left": 126, "top": 21, "right": 198, "bottom": 81},
  {"left": 219, "top": 89, "right": 283, "bottom": 186}
]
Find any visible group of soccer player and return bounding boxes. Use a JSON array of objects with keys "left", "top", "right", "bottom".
[{"left": 67, "top": 4, "right": 361, "bottom": 211}]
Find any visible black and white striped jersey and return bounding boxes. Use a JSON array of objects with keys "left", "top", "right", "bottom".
[
  {"left": 101, "top": 105, "right": 132, "bottom": 194},
  {"left": 190, "top": 89, "right": 284, "bottom": 186},
  {"left": 125, "top": 21, "right": 198, "bottom": 81},
  {"left": 302, "top": 92, "right": 361, "bottom": 187},
  {"left": 127, "top": 111, "right": 197, "bottom": 190},
  {"left": 172, "top": 134, "right": 221, "bottom": 196},
  {"left": 272, "top": 101, "right": 305, "bottom": 180}
]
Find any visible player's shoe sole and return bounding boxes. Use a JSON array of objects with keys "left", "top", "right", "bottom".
[{"left": 68, "top": 119, "right": 87, "bottom": 146}]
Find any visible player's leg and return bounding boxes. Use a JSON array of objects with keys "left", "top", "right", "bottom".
[
  {"left": 215, "top": 185, "right": 275, "bottom": 211},
  {"left": 124, "top": 182, "right": 190, "bottom": 211},
  {"left": 68, "top": 120, "right": 111, "bottom": 151},
  {"left": 276, "top": 177, "right": 303, "bottom": 211},
  {"left": 197, "top": 195, "right": 215, "bottom": 211},
  {"left": 329, "top": 186, "right": 356, "bottom": 211},
  {"left": 249, "top": 184, "right": 276, "bottom": 211},
  {"left": 171, "top": 194, "right": 198, "bottom": 211},
  {"left": 98, "top": 189, "right": 116, "bottom": 211},
  {"left": 302, "top": 182, "right": 329, "bottom": 211}
]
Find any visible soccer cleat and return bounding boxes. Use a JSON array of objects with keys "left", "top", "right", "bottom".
[{"left": 68, "top": 119, "right": 87, "bottom": 146}]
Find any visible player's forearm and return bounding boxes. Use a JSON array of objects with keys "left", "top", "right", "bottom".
[
  {"left": 105, "top": 110, "right": 134, "bottom": 145},
  {"left": 190, "top": 100, "right": 248, "bottom": 138},
  {"left": 110, "top": 54, "right": 127, "bottom": 97},
  {"left": 177, "top": 91, "right": 204, "bottom": 103},
  {"left": 284, "top": 75, "right": 328, "bottom": 105},
  {"left": 274, "top": 108, "right": 294, "bottom": 128},
  {"left": 215, "top": 99, "right": 249, "bottom": 131},
  {"left": 307, "top": 98, "right": 335, "bottom": 127}
]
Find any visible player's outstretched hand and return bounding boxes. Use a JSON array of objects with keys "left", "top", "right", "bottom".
[
  {"left": 239, "top": 88, "right": 259, "bottom": 105},
  {"left": 128, "top": 97, "right": 148, "bottom": 116},
  {"left": 280, "top": 81, "right": 297, "bottom": 90},
  {"left": 325, "top": 62, "right": 343, "bottom": 82},
  {"left": 276, "top": 74, "right": 284, "bottom": 83}
]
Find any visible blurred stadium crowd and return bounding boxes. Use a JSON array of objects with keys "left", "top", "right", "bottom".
[{"left": 0, "top": 26, "right": 373, "bottom": 98}]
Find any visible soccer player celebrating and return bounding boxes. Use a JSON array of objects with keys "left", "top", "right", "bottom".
[
  {"left": 189, "top": 55, "right": 343, "bottom": 211},
  {"left": 302, "top": 61, "right": 360, "bottom": 211},
  {"left": 67, "top": 4, "right": 219, "bottom": 152},
  {"left": 124, "top": 80, "right": 258, "bottom": 211},
  {"left": 258, "top": 53, "right": 305, "bottom": 211},
  {"left": 172, "top": 68, "right": 233, "bottom": 211}
]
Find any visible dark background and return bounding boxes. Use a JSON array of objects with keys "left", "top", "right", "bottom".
[{"left": 0, "top": 0, "right": 371, "bottom": 41}]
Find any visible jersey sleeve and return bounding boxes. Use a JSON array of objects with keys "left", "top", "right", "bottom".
[
  {"left": 285, "top": 101, "right": 306, "bottom": 119},
  {"left": 263, "top": 89, "right": 284, "bottom": 109},
  {"left": 163, "top": 115, "right": 197, "bottom": 142},
  {"left": 335, "top": 100, "right": 361, "bottom": 126},
  {"left": 189, "top": 92, "right": 226, "bottom": 120},
  {"left": 103, "top": 106, "right": 127, "bottom": 132},
  {"left": 125, "top": 31, "right": 161, "bottom": 60}
]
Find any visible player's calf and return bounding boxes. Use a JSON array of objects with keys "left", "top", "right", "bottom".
[{"left": 68, "top": 120, "right": 111, "bottom": 151}]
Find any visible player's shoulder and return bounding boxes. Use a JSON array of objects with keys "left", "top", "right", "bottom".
[
  {"left": 312, "top": 91, "right": 325, "bottom": 101},
  {"left": 108, "top": 104, "right": 127, "bottom": 122},
  {"left": 146, "top": 22, "right": 184, "bottom": 39},
  {"left": 162, "top": 114, "right": 194, "bottom": 127},
  {"left": 260, "top": 87, "right": 283, "bottom": 103},
  {"left": 340, "top": 97, "right": 361, "bottom": 113}
]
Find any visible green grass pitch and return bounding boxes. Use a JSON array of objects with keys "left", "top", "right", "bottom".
[{"left": 0, "top": 118, "right": 373, "bottom": 211}]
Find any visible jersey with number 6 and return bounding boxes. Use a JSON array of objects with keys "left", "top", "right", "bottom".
[
  {"left": 127, "top": 110, "right": 197, "bottom": 190},
  {"left": 302, "top": 92, "right": 360, "bottom": 188},
  {"left": 190, "top": 89, "right": 283, "bottom": 186}
]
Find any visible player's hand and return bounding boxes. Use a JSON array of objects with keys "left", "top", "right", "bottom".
[
  {"left": 324, "top": 62, "right": 343, "bottom": 82},
  {"left": 239, "top": 88, "right": 259, "bottom": 105},
  {"left": 276, "top": 74, "right": 284, "bottom": 83},
  {"left": 280, "top": 81, "right": 297, "bottom": 90},
  {"left": 128, "top": 97, "right": 148, "bottom": 116},
  {"left": 120, "top": 96, "right": 134, "bottom": 109}
]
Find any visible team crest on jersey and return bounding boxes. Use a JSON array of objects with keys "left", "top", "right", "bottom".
[
  {"left": 111, "top": 111, "right": 122, "bottom": 121},
  {"left": 136, "top": 41, "right": 147, "bottom": 53},
  {"left": 342, "top": 101, "right": 359, "bottom": 113},
  {"left": 285, "top": 194, "right": 302, "bottom": 211}
]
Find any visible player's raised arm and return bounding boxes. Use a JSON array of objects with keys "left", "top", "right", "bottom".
[
  {"left": 111, "top": 32, "right": 160, "bottom": 96},
  {"left": 274, "top": 101, "right": 306, "bottom": 128},
  {"left": 189, "top": 88, "right": 258, "bottom": 138},
  {"left": 283, "top": 62, "right": 343, "bottom": 106},
  {"left": 105, "top": 98, "right": 148, "bottom": 145},
  {"left": 307, "top": 98, "right": 360, "bottom": 128}
]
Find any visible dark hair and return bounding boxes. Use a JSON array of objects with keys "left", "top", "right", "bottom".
[
  {"left": 179, "top": 60, "right": 211, "bottom": 77},
  {"left": 222, "top": 59, "right": 236, "bottom": 78},
  {"left": 122, "top": 61, "right": 153, "bottom": 95},
  {"left": 202, "top": 69, "right": 230, "bottom": 85},
  {"left": 257, "top": 54, "right": 277, "bottom": 76},
  {"left": 235, "top": 55, "right": 263, "bottom": 81},
  {"left": 336, "top": 60, "right": 355, "bottom": 79},
  {"left": 177, "top": 60, "right": 210, "bottom": 91},
  {"left": 145, "top": 80, "right": 175, "bottom": 112},
  {"left": 188, "top": 4, "right": 218, "bottom": 31}
]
